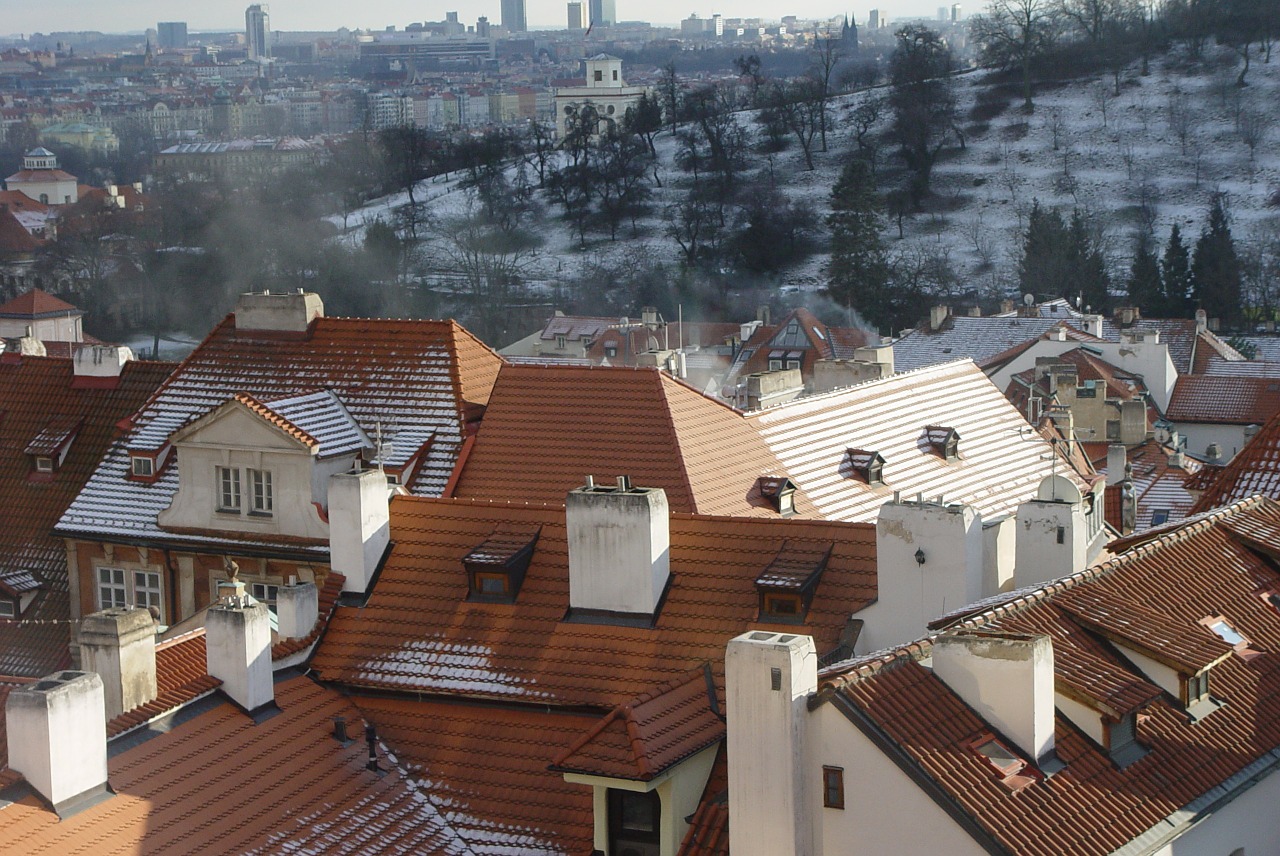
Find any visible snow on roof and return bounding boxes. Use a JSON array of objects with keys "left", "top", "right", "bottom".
[{"left": 747, "top": 359, "right": 1090, "bottom": 523}]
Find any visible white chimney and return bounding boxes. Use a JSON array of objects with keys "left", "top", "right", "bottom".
[
  {"left": 1015, "top": 476, "right": 1092, "bottom": 588},
  {"left": 73, "top": 344, "right": 133, "bottom": 379},
  {"left": 6, "top": 671, "right": 109, "bottom": 814},
  {"left": 328, "top": 469, "right": 391, "bottom": 595},
  {"left": 204, "top": 597, "right": 274, "bottom": 714},
  {"left": 1105, "top": 444, "right": 1128, "bottom": 486},
  {"left": 932, "top": 633, "right": 1056, "bottom": 765},
  {"left": 864, "top": 498, "right": 984, "bottom": 651},
  {"left": 77, "top": 607, "right": 157, "bottom": 720},
  {"left": 276, "top": 579, "right": 318, "bottom": 639},
  {"left": 5, "top": 335, "right": 45, "bottom": 356},
  {"left": 727, "top": 631, "right": 817, "bottom": 856},
  {"left": 1083, "top": 314, "right": 1103, "bottom": 338},
  {"left": 234, "top": 290, "right": 324, "bottom": 333},
  {"left": 566, "top": 478, "right": 669, "bottom": 616},
  {"left": 929, "top": 305, "right": 949, "bottom": 331},
  {"left": 1195, "top": 308, "right": 1207, "bottom": 332}
]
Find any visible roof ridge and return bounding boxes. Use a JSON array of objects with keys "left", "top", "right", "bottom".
[
  {"left": 232, "top": 391, "right": 321, "bottom": 448},
  {"left": 658, "top": 373, "right": 712, "bottom": 515},
  {"left": 743, "top": 358, "right": 978, "bottom": 418}
]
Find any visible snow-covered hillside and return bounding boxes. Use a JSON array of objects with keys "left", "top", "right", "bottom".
[{"left": 334, "top": 45, "right": 1279, "bottom": 317}]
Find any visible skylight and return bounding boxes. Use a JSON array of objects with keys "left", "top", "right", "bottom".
[{"left": 1207, "top": 619, "right": 1246, "bottom": 647}]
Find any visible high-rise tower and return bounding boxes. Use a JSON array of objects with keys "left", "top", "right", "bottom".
[
  {"left": 568, "top": 1, "right": 586, "bottom": 29},
  {"left": 501, "top": 0, "right": 528, "bottom": 32},
  {"left": 245, "top": 4, "right": 270, "bottom": 60},
  {"left": 588, "top": 0, "right": 616, "bottom": 27}
]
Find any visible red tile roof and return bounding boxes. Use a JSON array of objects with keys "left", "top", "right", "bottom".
[
  {"left": 0, "top": 355, "right": 173, "bottom": 678},
  {"left": 0, "top": 674, "right": 485, "bottom": 853},
  {"left": 270, "top": 571, "right": 344, "bottom": 660},
  {"left": 450, "top": 363, "right": 815, "bottom": 517},
  {"left": 0, "top": 288, "right": 79, "bottom": 318},
  {"left": 353, "top": 695, "right": 597, "bottom": 854},
  {"left": 311, "top": 495, "right": 876, "bottom": 709},
  {"left": 821, "top": 496, "right": 1280, "bottom": 856},
  {"left": 1166, "top": 374, "right": 1280, "bottom": 425},
  {"left": 106, "top": 630, "right": 221, "bottom": 737},
  {"left": 725, "top": 307, "right": 869, "bottom": 387},
  {"left": 551, "top": 665, "right": 725, "bottom": 781},
  {"left": 56, "top": 313, "right": 502, "bottom": 554},
  {"left": 0, "top": 208, "right": 43, "bottom": 255},
  {"left": 1191, "top": 410, "right": 1280, "bottom": 514}
]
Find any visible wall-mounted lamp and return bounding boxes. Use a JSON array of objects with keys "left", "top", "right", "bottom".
[{"left": 914, "top": 548, "right": 926, "bottom": 566}]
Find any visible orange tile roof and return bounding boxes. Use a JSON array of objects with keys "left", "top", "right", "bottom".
[
  {"left": 311, "top": 495, "right": 875, "bottom": 708},
  {"left": 0, "top": 209, "right": 43, "bottom": 255},
  {"left": 725, "top": 307, "right": 869, "bottom": 387},
  {"left": 450, "top": 363, "right": 815, "bottom": 517},
  {"left": 0, "top": 674, "right": 484, "bottom": 853},
  {"left": 352, "top": 695, "right": 597, "bottom": 854},
  {"left": 1191, "top": 410, "right": 1280, "bottom": 514},
  {"left": 0, "top": 288, "right": 79, "bottom": 318},
  {"left": 551, "top": 665, "right": 725, "bottom": 781},
  {"left": 107, "top": 630, "right": 221, "bottom": 737},
  {"left": 1166, "top": 374, "right": 1280, "bottom": 425},
  {"left": 230, "top": 390, "right": 321, "bottom": 448},
  {"left": 271, "top": 571, "right": 345, "bottom": 660},
  {"left": 0, "top": 355, "right": 173, "bottom": 678},
  {"left": 820, "top": 496, "right": 1280, "bottom": 856}
]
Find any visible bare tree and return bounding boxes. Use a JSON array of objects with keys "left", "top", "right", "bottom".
[
  {"left": 1044, "top": 106, "right": 1065, "bottom": 150},
  {"left": 812, "top": 37, "right": 843, "bottom": 151},
  {"left": 768, "top": 77, "right": 825, "bottom": 170},
  {"left": 1237, "top": 105, "right": 1273, "bottom": 163},
  {"left": 849, "top": 96, "right": 885, "bottom": 168},
  {"left": 970, "top": 0, "right": 1059, "bottom": 110},
  {"left": 1166, "top": 90, "right": 1193, "bottom": 155},
  {"left": 1091, "top": 81, "right": 1112, "bottom": 128}
]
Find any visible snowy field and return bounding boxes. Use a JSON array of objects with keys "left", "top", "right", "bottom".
[{"left": 329, "top": 45, "right": 1280, "bottom": 310}]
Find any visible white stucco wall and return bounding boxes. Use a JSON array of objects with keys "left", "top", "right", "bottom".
[
  {"left": 814, "top": 702, "right": 988, "bottom": 856},
  {"left": 1116, "top": 644, "right": 1183, "bottom": 698},
  {"left": 1055, "top": 693, "right": 1106, "bottom": 746},
  {"left": 1147, "top": 760, "right": 1280, "bottom": 856},
  {"left": 1172, "top": 422, "right": 1249, "bottom": 463}
]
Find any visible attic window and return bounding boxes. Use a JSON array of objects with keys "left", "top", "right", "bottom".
[
  {"left": 131, "top": 456, "right": 154, "bottom": 477},
  {"left": 846, "top": 449, "right": 885, "bottom": 485},
  {"left": 1200, "top": 614, "right": 1261, "bottom": 660},
  {"left": 463, "top": 524, "right": 540, "bottom": 603},
  {"left": 970, "top": 735, "right": 1038, "bottom": 790},
  {"left": 924, "top": 425, "right": 960, "bottom": 460},
  {"left": 822, "top": 766, "right": 845, "bottom": 809},
  {"left": 605, "top": 345, "right": 618, "bottom": 358},
  {"left": 34, "top": 456, "right": 54, "bottom": 473},
  {"left": 1185, "top": 670, "right": 1210, "bottom": 706},
  {"left": 1106, "top": 712, "right": 1145, "bottom": 767},
  {"left": 755, "top": 540, "right": 831, "bottom": 622},
  {"left": 757, "top": 477, "right": 797, "bottom": 517}
]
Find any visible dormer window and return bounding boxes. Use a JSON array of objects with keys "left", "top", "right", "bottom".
[
  {"left": 1200, "top": 614, "right": 1260, "bottom": 660},
  {"left": 1185, "top": 670, "right": 1210, "bottom": 706},
  {"left": 757, "top": 477, "right": 798, "bottom": 516},
  {"left": 924, "top": 425, "right": 960, "bottom": 460},
  {"left": 34, "top": 456, "right": 54, "bottom": 473},
  {"left": 25, "top": 417, "right": 81, "bottom": 475},
  {"left": 756, "top": 540, "right": 831, "bottom": 622},
  {"left": 846, "top": 449, "right": 885, "bottom": 485},
  {"left": 557, "top": 335, "right": 567, "bottom": 349},
  {"left": 464, "top": 524, "right": 540, "bottom": 603},
  {"left": 217, "top": 465, "right": 242, "bottom": 512}
]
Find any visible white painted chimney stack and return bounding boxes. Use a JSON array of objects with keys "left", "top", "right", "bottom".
[
  {"left": 78, "top": 606, "right": 157, "bottom": 720},
  {"left": 276, "top": 579, "right": 318, "bottom": 639},
  {"left": 204, "top": 596, "right": 274, "bottom": 714},
  {"left": 6, "top": 671, "right": 109, "bottom": 814},
  {"left": 1105, "top": 444, "right": 1128, "bottom": 486},
  {"left": 328, "top": 469, "right": 391, "bottom": 594},
  {"left": 234, "top": 290, "right": 324, "bottom": 333},
  {"left": 727, "top": 631, "right": 817, "bottom": 856},
  {"left": 73, "top": 344, "right": 133, "bottom": 379},
  {"left": 932, "top": 633, "right": 1056, "bottom": 765},
  {"left": 566, "top": 478, "right": 669, "bottom": 616}
]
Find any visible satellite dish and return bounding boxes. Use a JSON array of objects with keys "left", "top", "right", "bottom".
[{"left": 1022, "top": 293, "right": 1034, "bottom": 307}]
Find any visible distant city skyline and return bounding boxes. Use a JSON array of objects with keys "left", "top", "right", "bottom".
[{"left": 3, "top": 0, "right": 952, "bottom": 38}]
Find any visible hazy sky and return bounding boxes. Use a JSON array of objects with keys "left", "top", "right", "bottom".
[{"left": 5, "top": 0, "right": 943, "bottom": 38}]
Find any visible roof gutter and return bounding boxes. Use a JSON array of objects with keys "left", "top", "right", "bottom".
[
  {"left": 51, "top": 528, "right": 328, "bottom": 564},
  {"left": 825, "top": 690, "right": 1010, "bottom": 856}
]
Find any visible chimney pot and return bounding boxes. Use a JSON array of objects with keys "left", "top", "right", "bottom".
[{"left": 584, "top": 475, "right": 594, "bottom": 489}]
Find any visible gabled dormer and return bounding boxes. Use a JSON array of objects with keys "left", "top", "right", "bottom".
[
  {"left": 844, "top": 448, "right": 885, "bottom": 485},
  {"left": 0, "top": 568, "right": 41, "bottom": 618},
  {"left": 24, "top": 417, "right": 81, "bottom": 477},
  {"left": 464, "top": 523, "right": 540, "bottom": 603},
  {"left": 923, "top": 425, "right": 960, "bottom": 460},
  {"left": 157, "top": 390, "right": 371, "bottom": 540},
  {"left": 757, "top": 476, "right": 798, "bottom": 517}
]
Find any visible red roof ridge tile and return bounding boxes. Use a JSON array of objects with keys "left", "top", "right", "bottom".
[{"left": 232, "top": 390, "right": 321, "bottom": 448}]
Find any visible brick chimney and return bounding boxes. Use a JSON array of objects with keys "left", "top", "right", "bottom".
[
  {"left": 234, "top": 289, "right": 324, "bottom": 333},
  {"left": 77, "top": 606, "right": 156, "bottom": 720},
  {"left": 566, "top": 477, "right": 670, "bottom": 618},
  {"left": 328, "top": 468, "right": 391, "bottom": 595},
  {"left": 933, "top": 633, "right": 1056, "bottom": 767},
  {"left": 6, "top": 671, "right": 110, "bottom": 815},
  {"left": 204, "top": 591, "right": 274, "bottom": 714},
  {"left": 727, "top": 631, "right": 817, "bottom": 856}
]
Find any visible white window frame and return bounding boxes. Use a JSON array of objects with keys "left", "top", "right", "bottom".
[
  {"left": 0, "top": 600, "right": 14, "bottom": 618},
  {"left": 217, "top": 465, "right": 242, "bottom": 512},
  {"left": 133, "top": 570, "right": 163, "bottom": 614},
  {"left": 34, "top": 456, "right": 54, "bottom": 472},
  {"left": 132, "top": 456, "right": 154, "bottom": 477},
  {"left": 98, "top": 566, "right": 128, "bottom": 610},
  {"left": 248, "top": 468, "right": 273, "bottom": 516}
]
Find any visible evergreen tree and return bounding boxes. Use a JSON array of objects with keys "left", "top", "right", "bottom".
[
  {"left": 826, "top": 159, "right": 894, "bottom": 331},
  {"left": 1160, "top": 223, "right": 1192, "bottom": 318},
  {"left": 1068, "top": 209, "right": 1111, "bottom": 313},
  {"left": 1018, "top": 201, "right": 1070, "bottom": 300},
  {"left": 1191, "top": 194, "right": 1244, "bottom": 328},
  {"left": 1126, "top": 238, "right": 1163, "bottom": 315}
]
